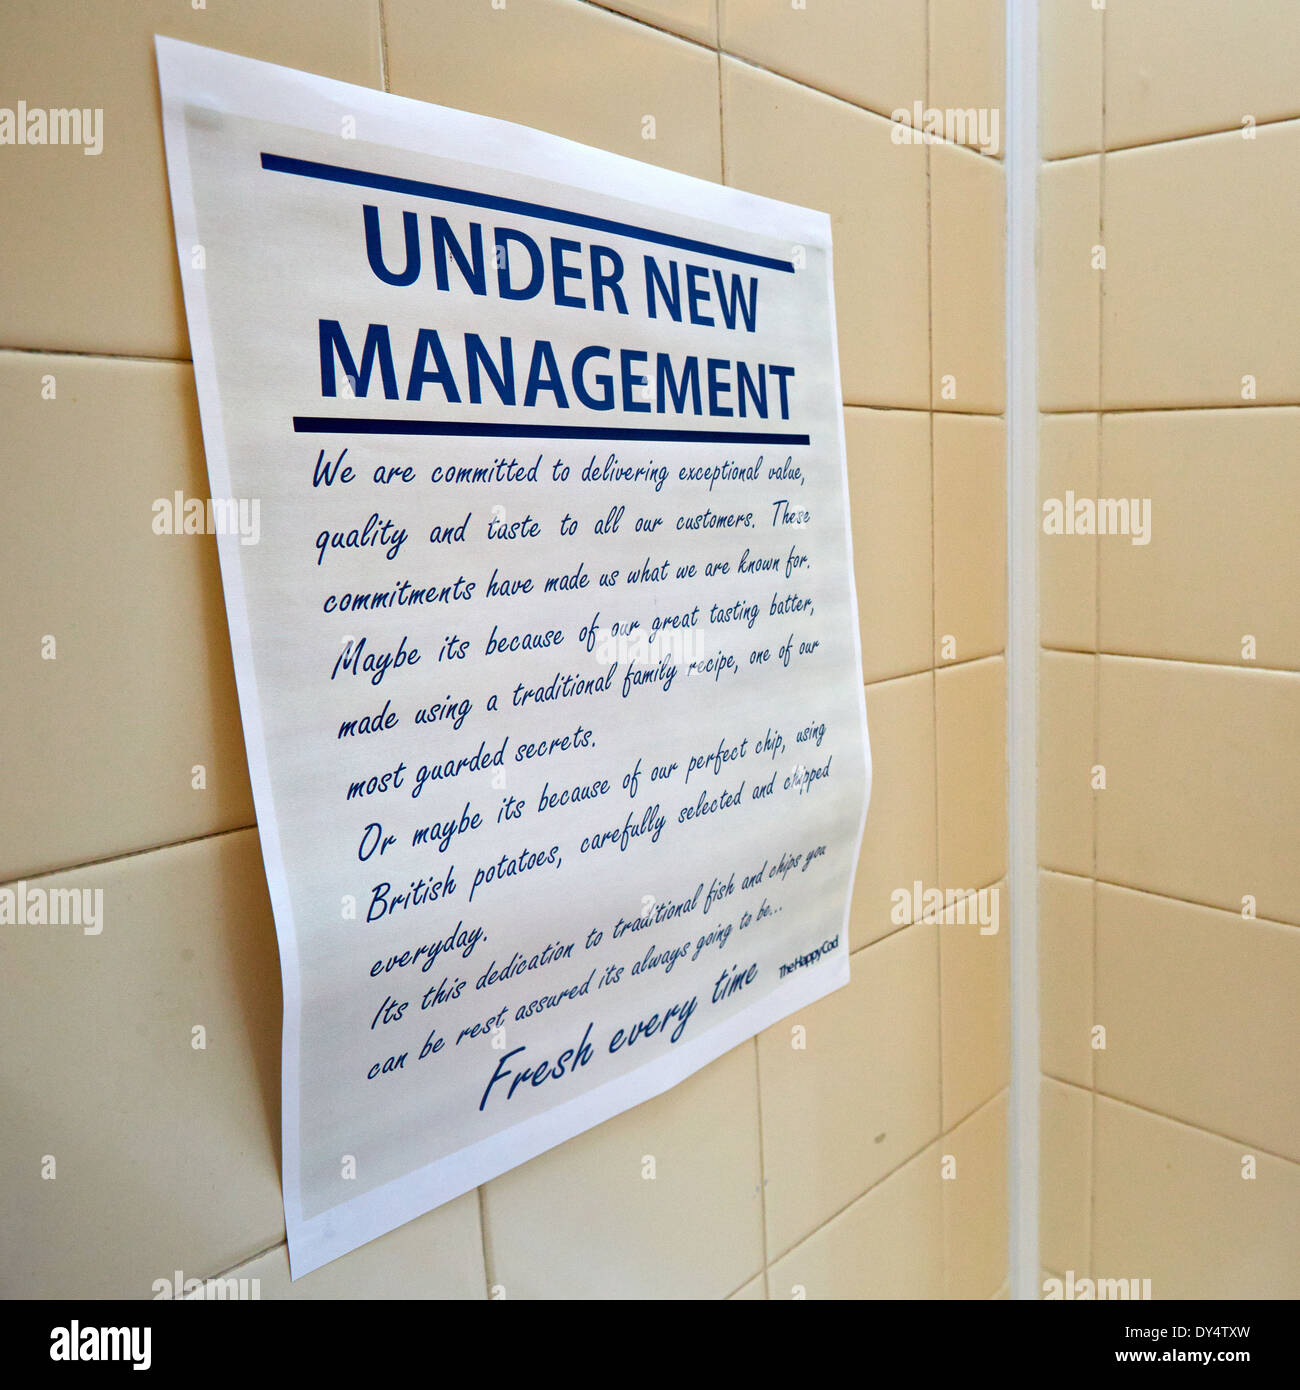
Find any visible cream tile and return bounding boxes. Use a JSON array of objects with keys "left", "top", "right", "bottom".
[
  {"left": 851, "top": 672, "right": 938, "bottom": 951},
  {"left": 0, "top": 830, "right": 282, "bottom": 1299},
  {"left": 481, "top": 1040, "right": 762, "bottom": 1298},
  {"left": 0, "top": 353, "right": 254, "bottom": 883},
  {"left": 940, "top": 880, "right": 1009, "bottom": 1128},
  {"left": 935, "top": 656, "right": 1007, "bottom": 890},
  {"left": 1039, "top": 0, "right": 1104, "bottom": 159},
  {"left": 1093, "top": 1096, "right": 1300, "bottom": 1299},
  {"left": 1097, "top": 657, "right": 1300, "bottom": 923},
  {"left": 768, "top": 1143, "right": 944, "bottom": 1299},
  {"left": 1096, "top": 883, "right": 1300, "bottom": 1162},
  {"left": 0, "top": 0, "right": 382, "bottom": 359},
  {"left": 845, "top": 407, "right": 933, "bottom": 682},
  {"left": 592, "top": 0, "right": 717, "bottom": 47},
  {"left": 1106, "top": 0, "right": 1300, "bottom": 150},
  {"left": 930, "top": 143, "right": 1006, "bottom": 413},
  {"left": 757, "top": 922, "right": 941, "bottom": 1258},
  {"left": 729, "top": 1272, "right": 767, "bottom": 1300},
  {"left": 1099, "top": 409, "right": 1300, "bottom": 670},
  {"left": 1039, "top": 413, "right": 1099, "bottom": 651},
  {"left": 928, "top": 0, "right": 1005, "bottom": 156},
  {"left": 719, "top": 0, "right": 926, "bottom": 122},
  {"left": 722, "top": 59, "right": 930, "bottom": 408},
  {"left": 1038, "top": 870, "right": 1094, "bottom": 1088},
  {"left": 1103, "top": 123, "right": 1300, "bottom": 408},
  {"left": 933, "top": 413, "right": 1006, "bottom": 664},
  {"left": 1037, "top": 651, "right": 1094, "bottom": 878},
  {"left": 942, "top": 1090, "right": 1008, "bottom": 1299},
  {"left": 384, "top": 0, "right": 721, "bottom": 181},
  {"left": 1038, "top": 157, "right": 1101, "bottom": 411},
  {"left": 214, "top": 1192, "right": 484, "bottom": 1299},
  {"left": 1040, "top": 1077, "right": 1091, "bottom": 1278}
]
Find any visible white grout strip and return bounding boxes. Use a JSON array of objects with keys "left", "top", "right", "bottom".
[{"left": 1005, "top": 0, "right": 1041, "bottom": 1301}]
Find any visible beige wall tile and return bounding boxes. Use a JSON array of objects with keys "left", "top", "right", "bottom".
[
  {"left": 768, "top": 1143, "right": 944, "bottom": 1299},
  {"left": 0, "top": 353, "right": 254, "bottom": 882},
  {"left": 1038, "top": 870, "right": 1094, "bottom": 1088},
  {"left": 718, "top": 0, "right": 926, "bottom": 122},
  {"left": 930, "top": 143, "right": 1006, "bottom": 413},
  {"left": 1093, "top": 1096, "right": 1300, "bottom": 1299},
  {"left": 1038, "top": 651, "right": 1094, "bottom": 878},
  {"left": 1105, "top": 0, "right": 1300, "bottom": 150},
  {"left": 1038, "top": 157, "right": 1101, "bottom": 411},
  {"left": 1103, "top": 123, "right": 1300, "bottom": 408},
  {"left": 481, "top": 1041, "right": 762, "bottom": 1298},
  {"left": 929, "top": 0, "right": 1006, "bottom": 156},
  {"left": 592, "top": 0, "right": 717, "bottom": 47},
  {"left": 0, "top": 0, "right": 383, "bottom": 359},
  {"left": 942, "top": 1089, "right": 1008, "bottom": 1298},
  {"left": 0, "top": 831, "right": 282, "bottom": 1299},
  {"left": 384, "top": 0, "right": 721, "bottom": 181},
  {"left": 722, "top": 59, "right": 930, "bottom": 408},
  {"left": 852, "top": 673, "right": 938, "bottom": 950},
  {"left": 1096, "top": 883, "right": 1300, "bottom": 1161},
  {"left": 934, "top": 413, "right": 1006, "bottom": 664},
  {"left": 940, "top": 880, "right": 1010, "bottom": 1128},
  {"left": 1040, "top": 1077, "right": 1091, "bottom": 1277},
  {"left": 1097, "top": 657, "right": 1300, "bottom": 923},
  {"left": 1100, "top": 409, "right": 1300, "bottom": 670},
  {"left": 845, "top": 408, "right": 933, "bottom": 682},
  {"left": 757, "top": 922, "right": 941, "bottom": 1258},
  {"left": 1039, "top": 414, "right": 1099, "bottom": 651},
  {"left": 936, "top": 656, "right": 1007, "bottom": 890},
  {"left": 1039, "top": 0, "right": 1104, "bottom": 159},
  {"left": 215, "top": 1192, "right": 484, "bottom": 1298}
]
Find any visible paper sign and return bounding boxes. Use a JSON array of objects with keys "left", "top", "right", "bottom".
[{"left": 156, "top": 38, "right": 870, "bottom": 1276}]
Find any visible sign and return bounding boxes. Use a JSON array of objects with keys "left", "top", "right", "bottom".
[{"left": 157, "top": 37, "right": 870, "bottom": 1276}]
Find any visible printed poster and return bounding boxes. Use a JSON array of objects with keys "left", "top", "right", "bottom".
[{"left": 156, "top": 37, "right": 870, "bottom": 1276}]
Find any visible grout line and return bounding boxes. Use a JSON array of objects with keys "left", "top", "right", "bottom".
[
  {"left": 722, "top": 1269, "right": 764, "bottom": 1299},
  {"left": 1040, "top": 644, "right": 1300, "bottom": 677},
  {"left": 1095, "top": 874, "right": 1300, "bottom": 932},
  {"left": 716, "top": 47, "right": 727, "bottom": 184},
  {"left": 0, "top": 344, "right": 191, "bottom": 366},
  {"left": 1046, "top": 110, "right": 1300, "bottom": 161},
  {"left": 576, "top": 0, "right": 717, "bottom": 56},
  {"left": 377, "top": 0, "right": 391, "bottom": 93},
  {"left": 199, "top": 1237, "right": 288, "bottom": 1285},
  {"left": 476, "top": 1186, "right": 492, "bottom": 1297},
  {"left": 1, "top": 823, "right": 259, "bottom": 891},
  {"left": 1046, "top": 1076, "right": 1300, "bottom": 1171},
  {"left": 751, "top": 1038, "right": 770, "bottom": 1278},
  {"left": 1091, "top": 650, "right": 1300, "bottom": 677},
  {"left": 1039, "top": 867, "right": 1300, "bottom": 932},
  {"left": 1005, "top": 0, "right": 1041, "bottom": 1303}
]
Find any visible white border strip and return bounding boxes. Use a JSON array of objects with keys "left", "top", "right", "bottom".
[{"left": 1005, "top": 0, "right": 1040, "bottom": 1301}]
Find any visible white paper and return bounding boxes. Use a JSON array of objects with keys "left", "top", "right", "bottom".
[{"left": 156, "top": 37, "right": 870, "bottom": 1277}]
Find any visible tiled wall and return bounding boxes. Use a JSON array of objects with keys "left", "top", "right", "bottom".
[
  {"left": 1038, "top": 0, "right": 1300, "bottom": 1299},
  {"left": 0, "top": 0, "right": 1006, "bottom": 1299}
]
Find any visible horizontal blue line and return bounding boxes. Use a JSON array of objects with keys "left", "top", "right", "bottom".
[
  {"left": 292, "top": 416, "right": 809, "bottom": 445},
  {"left": 260, "top": 152, "right": 796, "bottom": 274}
]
